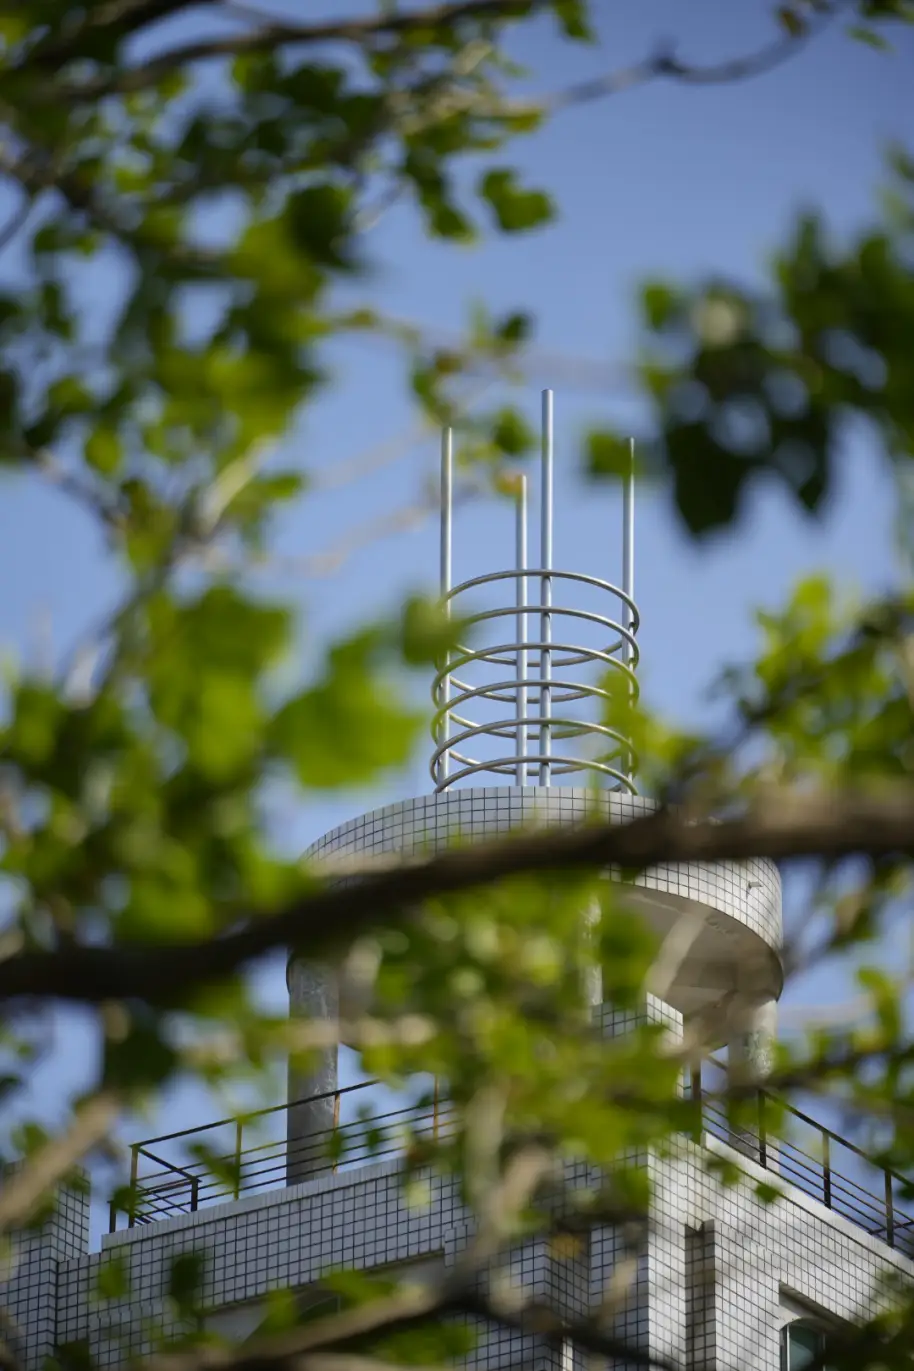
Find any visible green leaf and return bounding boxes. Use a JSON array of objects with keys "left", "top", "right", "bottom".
[
  {"left": 47, "top": 376, "right": 93, "bottom": 418},
  {"left": 269, "top": 629, "right": 423, "bottom": 788},
  {"left": 776, "top": 6, "right": 807, "bottom": 36},
  {"left": 641, "top": 281, "right": 683, "bottom": 331},
  {"left": 399, "top": 596, "right": 467, "bottom": 667},
  {"left": 479, "top": 168, "right": 555, "bottom": 233},
  {"left": 495, "top": 311, "right": 533, "bottom": 346},
  {"left": 286, "top": 184, "right": 355, "bottom": 269},
  {"left": 491, "top": 406, "right": 535, "bottom": 456},
  {"left": 755, "top": 1180, "right": 784, "bottom": 1205},
  {"left": 168, "top": 1252, "right": 206, "bottom": 1317},
  {"left": 103, "top": 1015, "right": 179, "bottom": 1089},
  {"left": 96, "top": 1255, "right": 130, "bottom": 1301},
  {"left": 6, "top": 682, "right": 65, "bottom": 766},
  {"left": 84, "top": 426, "right": 123, "bottom": 476},
  {"left": 551, "top": 0, "right": 596, "bottom": 40},
  {"left": 586, "top": 429, "right": 633, "bottom": 479},
  {"left": 847, "top": 22, "right": 893, "bottom": 47},
  {"left": 53, "top": 1342, "right": 94, "bottom": 1371}
]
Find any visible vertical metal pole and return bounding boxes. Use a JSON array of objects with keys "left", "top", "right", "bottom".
[
  {"left": 439, "top": 428, "right": 453, "bottom": 787},
  {"left": 691, "top": 1062, "right": 703, "bottom": 1142},
  {"left": 822, "top": 1133, "right": 832, "bottom": 1209},
  {"left": 128, "top": 1144, "right": 139, "bottom": 1229},
  {"left": 515, "top": 474, "right": 528, "bottom": 786},
  {"left": 234, "top": 1119, "right": 243, "bottom": 1200},
  {"left": 433, "top": 1075, "right": 440, "bottom": 1143},
  {"left": 622, "top": 437, "right": 635, "bottom": 783},
  {"left": 539, "top": 390, "right": 553, "bottom": 786},
  {"left": 886, "top": 1170, "right": 896, "bottom": 1247},
  {"left": 758, "top": 1091, "right": 768, "bottom": 1170}
]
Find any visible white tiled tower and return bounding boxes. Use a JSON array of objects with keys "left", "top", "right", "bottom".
[{"left": 3, "top": 395, "right": 912, "bottom": 1370}]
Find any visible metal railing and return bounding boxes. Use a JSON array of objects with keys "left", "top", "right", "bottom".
[
  {"left": 109, "top": 1080, "right": 449, "bottom": 1232},
  {"left": 110, "top": 1070, "right": 913, "bottom": 1254},
  {"left": 691, "top": 1066, "right": 914, "bottom": 1255}
]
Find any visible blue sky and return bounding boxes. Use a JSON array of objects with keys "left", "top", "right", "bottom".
[{"left": 1, "top": 1, "right": 912, "bottom": 1243}]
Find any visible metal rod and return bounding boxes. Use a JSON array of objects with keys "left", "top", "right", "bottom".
[
  {"left": 439, "top": 427, "right": 453, "bottom": 785},
  {"left": 333, "top": 1088, "right": 341, "bottom": 1174},
  {"left": 622, "top": 437, "right": 635, "bottom": 783},
  {"left": 539, "top": 390, "right": 553, "bottom": 786},
  {"left": 515, "top": 473, "right": 528, "bottom": 785},
  {"left": 758, "top": 1091, "right": 767, "bottom": 1170},
  {"left": 129, "top": 1144, "right": 139, "bottom": 1229},
  {"left": 234, "top": 1119, "right": 243, "bottom": 1201}
]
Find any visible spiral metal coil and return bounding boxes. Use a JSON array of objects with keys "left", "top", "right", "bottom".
[
  {"left": 431, "top": 390, "right": 640, "bottom": 793},
  {"left": 431, "top": 569, "right": 640, "bottom": 791}
]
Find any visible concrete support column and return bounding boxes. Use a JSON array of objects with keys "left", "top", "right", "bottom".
[
  {"left": 727, "top": 1000, "right": 778, "bottom": 1170},
  {"left": 286, "top": 960, "right": 339, "bottom": 1187},
  {"left": 729, "top": 1000, "right": 777, "bottom": 1081}
]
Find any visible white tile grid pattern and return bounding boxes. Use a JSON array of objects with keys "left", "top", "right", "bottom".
[
  {"left": 0, "top": 1174, "right": 90, "bottom": 1371},
  {"left": 5, "top": 1089, "right": 913, "bottom": 1369},
  {"left": 304, "top": 790, "right": 782, "bottom": 952}
]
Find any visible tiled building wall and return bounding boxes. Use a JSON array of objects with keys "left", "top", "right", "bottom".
[
  {"left": 0, "top": 1174, "right": 89, "bottom": 1371},
  {"left": 5, "top": 992, "right": 912, "bottom": 1371},
  {"left": 4, "top": 1127, "right": 913, "bottom": 1371}
]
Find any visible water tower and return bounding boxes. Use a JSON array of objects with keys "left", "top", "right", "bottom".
[{"left": 287, "top": 391, "right": 782, "bottom": 1182}]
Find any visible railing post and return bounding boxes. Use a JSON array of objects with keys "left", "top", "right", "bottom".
[
  {"left": 191, "top": 1175, "right": 199, "bottom": 1214},
  {"left": 758, "top": 1091, "right": 767, "bottom": 1170},
  {"left": 886, "top": 1170, "right": 895, "bottom": 1247},
  {"left": 691, "top": 1063, "right": 702, "bottom": 1142},
  {"left": 433, "top": 1076, "right": 440, "bottom": 1143},
  {"left": 822, "top": 1133, "right": 832, "bottom": 1209},
  {"left": 108, "top": 1201, "right": 117, "bottom": 1234},
  {"left": 128, "top": 1144, "right": 139, "bottom": 1229},
  {"left": 332, "top": 1088, "right": 341, "bottom": 1175},
  {"left": 234, "top": 1120, "right": 243, "bottom": 1201}
]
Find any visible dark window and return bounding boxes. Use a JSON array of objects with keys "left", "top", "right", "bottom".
[{"left": 781, "top": 1319, "right": 834, "bottom": 1371}]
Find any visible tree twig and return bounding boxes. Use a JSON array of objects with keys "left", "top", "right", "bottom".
[
  {"left": 0, "top": 1089, "right": 120, "bottom": 1234},
  {"left": 27, "top": 0, "right": 845, "bottom": 108}
]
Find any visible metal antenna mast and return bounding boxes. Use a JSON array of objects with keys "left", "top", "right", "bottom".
[{"left": 433, "top": 390, "right": 640, "bottom": 793}]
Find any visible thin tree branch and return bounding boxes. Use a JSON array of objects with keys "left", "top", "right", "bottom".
[
  {"left": 3, "top": 785, "right": 914, "bottom": 1008},
  {"left": 0, "top": 1089, "right": 120, "bottom": 1234},
  {"left": 0, "top": 191, "right": 33, "bottom": 256},
  {"left": 30, "top": 0, "right": 845, "bottom": 106},
  {"left": 19, "top": 0, "right": 215, "bottom": 70}
]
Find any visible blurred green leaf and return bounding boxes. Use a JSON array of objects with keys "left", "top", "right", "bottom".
[
  {"left": 96, "top": 1255, "right": 130, "bottom": 1301},
  {"left": 168, "top": 1252, "right": 206, "bottom": 1317},
  {"left": 479, "top": 169, "right": 554, "bottom": 233},
  {"left": 269, "top": 628, "right": 423, "bottom": 788}
]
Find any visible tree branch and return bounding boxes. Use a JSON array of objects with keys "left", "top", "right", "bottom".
[
  {"left": 29, "top": 0, "right": 846, "bottom": 106},
  {"left": 18, "top": 0, "right": 215, "bottom": 70},
  {"left": 18, "top": 0, "right": 536, "bottom": 98},
  {"left": 0, "top": 1090, "right": 120, "bottom": 1234},
  {"left": 2, "top": 785, "right": 914, "bottom": 1008}
]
